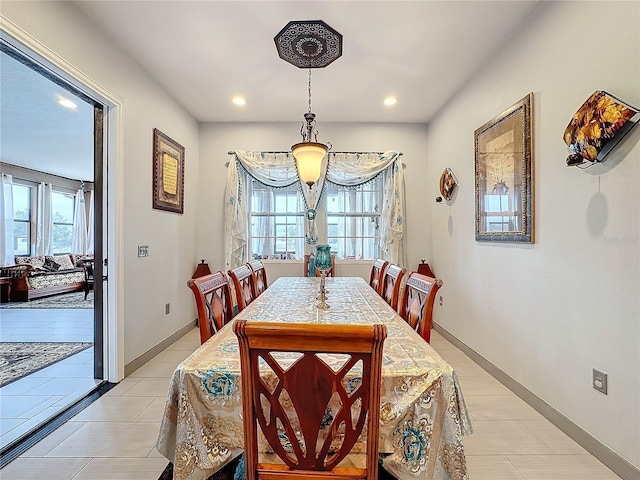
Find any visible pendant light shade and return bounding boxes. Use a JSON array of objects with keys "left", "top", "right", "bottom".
[{"left": 292, "top": 141, "right": 327, "bottom": 187}]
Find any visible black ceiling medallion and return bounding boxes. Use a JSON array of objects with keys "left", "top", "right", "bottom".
[{"left": 274, "top": 20, "right": 343, "bottom": 69}]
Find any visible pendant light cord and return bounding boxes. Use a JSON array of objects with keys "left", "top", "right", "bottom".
[{"left": 308, "top": 68, "right": 312, "bottom": 114}]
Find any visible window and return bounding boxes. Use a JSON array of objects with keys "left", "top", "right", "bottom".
[
  {"left": 13, "top": 184, "right": 32, "bottom": 256},
  {"left": 51, "top": 191, "right": 75, "bottom": 254},
  {"left": 249, "top": 180, "right": 305, "bottom": 259},
  {"left": 326, "top": 177, "right": 382, "bottom": 260}
]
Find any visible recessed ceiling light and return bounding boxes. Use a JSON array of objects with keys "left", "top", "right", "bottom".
[
  {"left": 384, "top": 96, "right": 398, "bottom": 106},
  {"left": 56, "top": 93, "right": 77, "bottom": 110},
  {"left": 232, "top": 96, "right": 246, "bottom": 106}
]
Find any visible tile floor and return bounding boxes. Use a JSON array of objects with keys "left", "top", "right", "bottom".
[
  {"left": 0, "top": 308, "right": 100, "bottom": 450},
  {"left": 0, "top": 327, "right": 623, "bottom": 479}
]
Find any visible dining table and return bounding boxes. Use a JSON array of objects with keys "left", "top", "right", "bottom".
[{"left": 157, "top": 276, "right": 472, "bottom": 480}]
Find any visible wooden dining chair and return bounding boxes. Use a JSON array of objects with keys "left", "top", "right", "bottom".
[
  {"left": 234, "top": 320, "right": 387, "bottom": 480},
  {"left": 369, "top": 259, "right": 389, "bottom": 295},
  {"left": 398, "top": 272, "right": 443, "bottom": 343},
  {"left": 303, "top": 254, "right": 336, "bottom": 277},
  {"left": 380, "top": 264, "right": 406, "bottom": 311},
  {"left": 81, "top": 258, "right": 95, "bottom": 300},
  {"left": 187, "top": 272, "right": 234, "bottom": 344},
  {"left": 248, "top": 259, "right": 268, "bottom": 295},
  {"left": 228, "top": 264, "right": 258, "bottom": 313}
]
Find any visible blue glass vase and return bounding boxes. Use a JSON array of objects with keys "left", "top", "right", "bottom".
[
  {"left": 315, "top": 245, "right": 332, "bottom": 272},
  {"left": 315, "top": 245, "right": 332, "bottom": 309}
]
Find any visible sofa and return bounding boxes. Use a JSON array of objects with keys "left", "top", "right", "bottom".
[{"left": 0, "top": 254, "right": 89, "bottom": 301}]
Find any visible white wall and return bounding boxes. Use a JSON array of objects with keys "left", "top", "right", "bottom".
[
  {"left": 426, "top": 1, "right": 639, "bottom": 467},
  {"left": 2, "top": 2, "right": 201, "bottom": 366},
  {"left": 197, "top": 122, "right": 428, "bottom": 279}
]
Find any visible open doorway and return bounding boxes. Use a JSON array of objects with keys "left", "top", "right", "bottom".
[{"left": 0, "top": 40, "right": 106, "bottom": 458}]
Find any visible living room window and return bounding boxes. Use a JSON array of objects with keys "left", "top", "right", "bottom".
[
  {"left": 325, "top": 177, "right": 382, "bottom": 260},
  {"left": 51, "top": 190, "right": 75, "bottom": 254},
  {"left": 12, "top": 184, "right": 32, "bottom": 257},
  {"left": 249, "top": 179, "right": 305, "bottom": 259}
]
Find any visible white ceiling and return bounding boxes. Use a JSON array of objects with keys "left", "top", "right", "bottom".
[{"left": 0, "top": 1, "right": 541, "bottom": 180}]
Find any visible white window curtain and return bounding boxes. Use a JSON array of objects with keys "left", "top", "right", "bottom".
[
  {"left": 87, "top": 190, "right": 94, "bottom": 254},
  {"left": 225, "top": 150, "right": 405, "bottom": 269},
  {"left": 0, "top": 173, "right": 15, "bottom": 266},
  {"left": 36, "top": 182, "right": 53, "bottom": 256},
  {"left": 71, "top": 189, "right": 87, "bottom": 254}
]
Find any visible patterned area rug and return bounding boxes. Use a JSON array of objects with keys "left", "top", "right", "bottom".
[
  {"left": 0, "top": 291, "right": 93, "bottom": 309},
  {"left": 0, "top": 342, "right": 93, "bottom": 387}
]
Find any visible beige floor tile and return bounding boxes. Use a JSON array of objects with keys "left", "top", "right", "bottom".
[
  {"left": 521, "top": 419, "right": 589, "bottom": 455},
  {"left": 465, "top": 394, "right": 544, "bottom": 421},
  {"left": 121, "top": 377, "right": 172, "bottom": 397},
  {"left": 457, "top": 375, "right": 512, "bottom": 396},
  {"left": 133, "top": 397, "right": 167, "bottom": 422},
  {"left": 45, "top": 421, "right": 161, "bottom": 457},
  {"left": 20, "top": 420, "right": 86, "bottom": 456},
  {"left": 128, "top": 361, "right": 179, "bottom": 379},
  {"left": 72, "top": 457, "right": 169, "bottom": 480},
  {"left": 165, "top": 328, "right": 199, "bottom": 351},
  {"left": 0, "top": 457, "right": 91, "bottom": 479},
  {"left": 151, "top": 348, "right": 195, "bottom": 364},
  {"left": 463, "top": 420, "right": 553, "bottom": 455},
  {"left": 506, "top": 454, "right": 622, "bottom": 479},
  {"left": 102, "top": 377, "right": 141, "bottom": 396},
  {"left": 442, "top": 354, "right": 493, "bottom": 377},
  {"left": 70, "top": 395, "right": 155, "bottom": 422},
  {"left": 465, "top": 455, "right": 526, "bottom": 479}
]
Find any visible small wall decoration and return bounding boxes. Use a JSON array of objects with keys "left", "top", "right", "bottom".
[
  {"left": 475, "top": 93, "right": 533, "bottom": 243},
  {"left": 564, "top": 91, "right": 639, "bottom": 167},
  {"left": 153, "top": 128, "right": 185, "bottom": 214},
  {"left": 436, "top": 167, "right": 458, "bottom": 203}
]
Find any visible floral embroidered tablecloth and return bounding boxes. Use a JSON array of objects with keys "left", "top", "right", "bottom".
[{"left": 157, "top": 277, "right": 472, "bottom": 480}]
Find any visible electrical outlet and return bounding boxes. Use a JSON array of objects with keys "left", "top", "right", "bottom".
[
  {"left": 593, "top": 369, "right": 608, "bottom": 395},
  {"left": 165, "top": 303, "right": 170, "bottom": 315},
  {"left": 138, "top": 245, "right": 149, "bottom": 257},
  {"left": 439, "top": 295, "right": 443, "bottom": 306}
]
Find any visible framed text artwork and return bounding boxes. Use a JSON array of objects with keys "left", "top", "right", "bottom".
[
  {"left": 474, "top": 93, "right": 533, "bottom": 243},
  {"left": 153, "top": 128, "right": 185, "bottom": 214}
]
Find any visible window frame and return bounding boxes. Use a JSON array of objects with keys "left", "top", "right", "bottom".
[
  {"left": 248, "top": 179, "right": 305, "bottom": 260},
  {"left": 11, "top": 181, "right": 35, "bottom": 257},
  {"left": 50, "top": 188, "right": 76, "bottom": 255},
  {"left": 324, "top": 177, "right": 383, "bottom": 261}
]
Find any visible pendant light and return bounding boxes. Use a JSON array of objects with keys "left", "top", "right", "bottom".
[
  {"left": 274, "top": 20, "right": 343, "bottom": 187},
  {"left": 292, "top": 69, "right": 327, "bottom": 186}
]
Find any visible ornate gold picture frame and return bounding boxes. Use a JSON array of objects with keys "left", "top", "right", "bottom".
[
  {"left": 153, "top": 128, "right": 185, "bottom": 214},
  {"left": 475, "top": 93, "right": 533, "bottom": 243}
]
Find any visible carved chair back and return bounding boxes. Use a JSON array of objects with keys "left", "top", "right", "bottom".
[
  {"left": 187, "top": 272, "right": 234, "bottom": 344},
  {"left": 228, "top": 264, "right": 258, "bottom": 313},
  {"left": 369, "top": 259, "right": 389, "bottom": 295},
  {"left": 380, "top": 264, "right": 407, "bottom": 311},
  {"left": 398, "top": 272, "right": 443, "bottom": 343},
  {"left": 248, "top": 260, "right": 268, "bottom": 295},
  {"left": 234, "top": 320, "right": 386, "bottom": 480}
]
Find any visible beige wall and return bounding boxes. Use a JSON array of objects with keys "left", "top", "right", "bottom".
[
  {"left": 2, "top": 1, "right": 201, "bottom": 366},
  {"left": 426, "top": 1, "right": 639, "bottom": 468}
]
